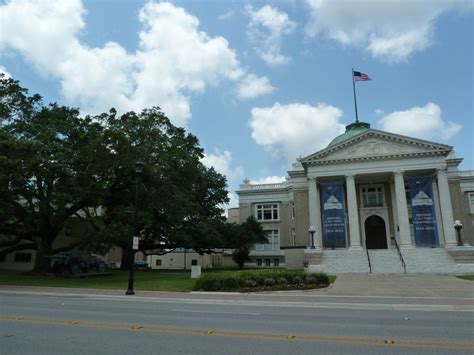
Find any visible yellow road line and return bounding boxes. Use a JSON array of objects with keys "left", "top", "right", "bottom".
[{"left": 1, "top": 315, "right": 473, "bottom": 351}]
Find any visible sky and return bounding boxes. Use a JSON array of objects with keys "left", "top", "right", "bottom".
[{"left": 1, "top": 0, "right": 473, "bottom": 209}]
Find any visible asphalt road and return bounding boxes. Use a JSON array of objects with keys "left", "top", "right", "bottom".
[{"left": 1, "top": 291, "right": 473, "bottom": 354}]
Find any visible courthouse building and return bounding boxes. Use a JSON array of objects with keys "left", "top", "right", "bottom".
[{"left": 237, "top": 121, "right": 474, "bottom": 274}]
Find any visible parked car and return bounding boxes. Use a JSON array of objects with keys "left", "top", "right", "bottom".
[
  {"left": 49, "top": 252, "right": 87, "bottom": 275},
  {"left": 87, "top": 256, "right": 108, "bottom": 273},
  {"left": 134, "top": 261, "right": 149, "bottom": 270}
]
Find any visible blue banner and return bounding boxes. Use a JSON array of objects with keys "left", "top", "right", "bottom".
[
  {"left": 408, "top": 176, "right": 439, "bottom": 247},
  {"left": 321, "top": 182, "right": 346, "bottom": 248}
]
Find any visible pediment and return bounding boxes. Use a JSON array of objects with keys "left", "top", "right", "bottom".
[{"left": 302, "top": 130, "right": 452, "bottom": 166}]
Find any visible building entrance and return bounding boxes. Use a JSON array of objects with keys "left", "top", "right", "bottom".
[{"left": 365, "top": 215, "right": 388, "bottom": 249}]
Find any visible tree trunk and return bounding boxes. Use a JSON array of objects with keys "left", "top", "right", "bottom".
[
  {"left": 120, "top": 248, "right": 134, "bottom": 270},
  {"left": 32, "top": 237, "right": 52, "bottom": 274}
]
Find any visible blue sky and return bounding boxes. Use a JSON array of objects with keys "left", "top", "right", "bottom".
[{"left": 1, "top": 0, "right": 473, "bottom": 208}]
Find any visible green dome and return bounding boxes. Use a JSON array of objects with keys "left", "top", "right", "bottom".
[{"left": 328, "top": 122, "right": 370, "bottom": 147}]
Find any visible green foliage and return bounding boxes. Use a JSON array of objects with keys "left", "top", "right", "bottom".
[
  {"left": 231, "top": 247, "right": 251, "bottom": 269},
  {"left": 227, "top": 216, "right": 267, "bottom": 269},
  {"left": 194, "top": 270, "right": 330, "bottom": 291},
  {"left": 0, "top": 75, "right": 230, "bottom": 273}
]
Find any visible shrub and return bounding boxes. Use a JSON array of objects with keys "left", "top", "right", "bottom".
[
  {"left": 194, "top": 270, "right": 330, "bottom": 292},
  {"left": 244, "top": 279, "right": 257, "bottom": 288},
  {"left": 194, "top": 275, "right": 222, "bottom": 291},
  {"left": 263, "top": 277, "right": 276, "bottom": 286},
  {"left": 292, "top": 275, "right": 303, "bottom": 284},
  {"left": 314, "top": 273, "right": 330, "bottom": 285},
  {"left": 221, "top": 276, "right": 240, "bottom": 291},
  {"left": 277, "top": 277, "right": 288, "bottom": 285}
]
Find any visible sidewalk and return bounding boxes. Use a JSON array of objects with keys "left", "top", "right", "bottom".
[
  {"left": 326, "top": 274, "right": 474, "bottom": 298},
  {"left": 1, "top": 274, "right": 472, "bottom": 301}
]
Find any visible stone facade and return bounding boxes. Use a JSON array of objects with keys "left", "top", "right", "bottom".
[{"left": 236, "top": 122, "right": 474, "bottom": 274}]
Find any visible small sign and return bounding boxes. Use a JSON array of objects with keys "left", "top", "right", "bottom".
[
  {"left": 191, "top": 265, "right": 201, "bottom": 279},
  {"left": 132, "top": 237, "right": 139, "bottom": 250}
]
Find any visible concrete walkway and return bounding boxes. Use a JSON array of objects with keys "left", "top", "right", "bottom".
[{"left": 325, "top": 274, "right": 474, "bottom": 298}]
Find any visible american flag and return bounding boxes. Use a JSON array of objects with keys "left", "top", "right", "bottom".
[{"left": 353, "top": 71, "right": 371, "bottom": 81}]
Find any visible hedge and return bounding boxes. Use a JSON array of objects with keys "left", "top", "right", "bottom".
[{"left": 194, "top": 270, "right": 330, "bottom": 292}]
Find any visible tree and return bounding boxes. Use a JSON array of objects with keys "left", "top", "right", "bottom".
[
  {"left": 0, "top": 74, "right": 107, "bottom": 273},
  {"left": 84, "top": 108, "right": 229, "bottom": 268},
  {"left": 0, "top": 75, "right": 230, "bottom": 273},
  {"left": 227, "top": 216, "right": 267, "bottom": 269}
]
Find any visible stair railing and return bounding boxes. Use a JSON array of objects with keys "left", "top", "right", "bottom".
[
  {"left": 366, "top": 248, "right": 372, "bottom": 274},
  {"left": 394, "top": 238, "right": 407, "bottom": 274}
]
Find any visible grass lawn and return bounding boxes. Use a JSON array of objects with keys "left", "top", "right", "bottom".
[
  {"left": 457, "top": 275, "right": 474, "bottom": 281},
  {"left": 0, "top": 270, "right": 195, "bottom": 292},
  {"left": 0, "top": 269, "right": 336, "bottom": 292}
]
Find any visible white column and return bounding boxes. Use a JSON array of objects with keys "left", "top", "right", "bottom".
[
  {"left": 308, "top": 178, "right": 322, "bottom": 249},
  {"left": 390, "top": 179, "right": 399, "bottom": 244},
  {"left": 394, "top": 171, "right": 412, "bottom": 248},
  {"left": 437, "top": 168, "right": 457, "bottom": 247},
  {"left": 346, "top": 174, "right": 362, "bottom": 249}
]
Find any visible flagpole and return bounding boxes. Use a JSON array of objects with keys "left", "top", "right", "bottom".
[{"left": 352, "top": 68, "right": 359, "bottom": 123}]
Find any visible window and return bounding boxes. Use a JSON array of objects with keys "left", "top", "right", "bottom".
[
  {"left": 291, "top": 202, "right": 295, "bottom": 219},
  {"left": 0, "top": 254, "right": 5, "bottom": 262},
  {"left": 291, "top": 228, "right": 296, "bottom": 246},
  {"left": 469, "top": 193, "right": 474, "bottom": 214},
  {"left": 273, "top": 258, "right": 280, "bottom": 267},
  {"left": 191, "top": 259, "right": 198, "bottom": 266},
  {"left": 257, "top": 259, "right": 262, "bottom": 266},
  {"left": 14, "top": 253, "right": 32, "bottom": 263},
  {"left": 361, "top": 185, "right": 384, "bottom": 207},
  {"left": 265, "top": 259, "right": 271, "bottom": 267},
  {"left": 255, "top": 230, "right": 280, "bottom": 251},
  {"left": 156, "top": 259, "right": 162, "bottom": 266},
  {"left": 256, "top": 204, "right": 279, "bottom": 221}
]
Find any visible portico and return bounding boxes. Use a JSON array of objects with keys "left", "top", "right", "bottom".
[{"left": 302, "top": 122, "right": 457, "bottom": 251}]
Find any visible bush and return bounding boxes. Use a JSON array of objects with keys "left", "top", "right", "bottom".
[
  {"left": 291, "top": 275, "right": 303, "bottom": 284},
  {"left": 263, "top": 277, "right": 276, "bottom": 286},
  {"left": 314, "top": 273, "right": 330, "bottom": 285},
  {"left": 277, "top": 277, "right": 288, "bottom": 285},
  {"left": 244, "top": 279, "right": 257, "bottom": 288},
  {"left": 194, "top": 275, "right": 223, "bottom": 291},
  {"left": 221, "top": 276, "right": 240, "bottom": 291},
  {"left": 193, "top": 270, "right": 331, "bottom": 292}
]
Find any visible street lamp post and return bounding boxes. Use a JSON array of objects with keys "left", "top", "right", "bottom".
[
  {"left": 454, "top": 220, "right": 463, "bottom": 246},
  {"left": 308, "top": 225, "right": 316, "bottom": 249},
  {"left": 126, "top": 161, "right": 145, "bottom": 296}
]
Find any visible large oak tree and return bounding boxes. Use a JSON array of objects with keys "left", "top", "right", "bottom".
[{"left": 0, "top": 75, "right": 233, "bottom": 273}]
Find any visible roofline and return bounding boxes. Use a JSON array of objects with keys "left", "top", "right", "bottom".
[{"left": 300, "top": 129, "right": 453, "bottom": 165}]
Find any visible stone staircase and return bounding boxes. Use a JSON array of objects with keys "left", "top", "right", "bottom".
[
  {"left": 310, "top": 250, "right": 370, "bottom": 274},
  {"left": 401, "top": 248, "right": 474, "bottom": 274},
  {"left": 368, "top": 249, "right": 405, "bottom": 274}
]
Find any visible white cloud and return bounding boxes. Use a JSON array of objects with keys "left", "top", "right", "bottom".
[
  {"left": 0, "top": 0, "right": 272, "bottom": 126},
  {"left": 226, "top": 192, "right": 239, "bottom": 209},
  {"left": 0, "top": 65, "right": 11, "bottom": 78},
  {"left": 378, "top": 102, "right": 461, "bottom": 141},
  {"left": 305, "top": 0, "right": 472, "bottom": 62},
  {"left": 236, "top": 74, "right": 275, "bottom": 100},
  {"left": 250, "top": 176, "right": 286, "bottom": 184},
  {"left": 201, "top": 150, "right": 244, "bottom": 181},
  {"left": 250, "top": 102, "right": 345, "bottom": 162},
  {"left": 218, "top": 10, "right": 234, "bottom": 21},
  {"left": 246, "top": 4, "right": 296, "bottom": 66}
]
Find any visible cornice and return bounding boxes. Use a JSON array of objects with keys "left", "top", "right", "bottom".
[{"left": 302, "top": 130, "right": 452, "bottom": 167}]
